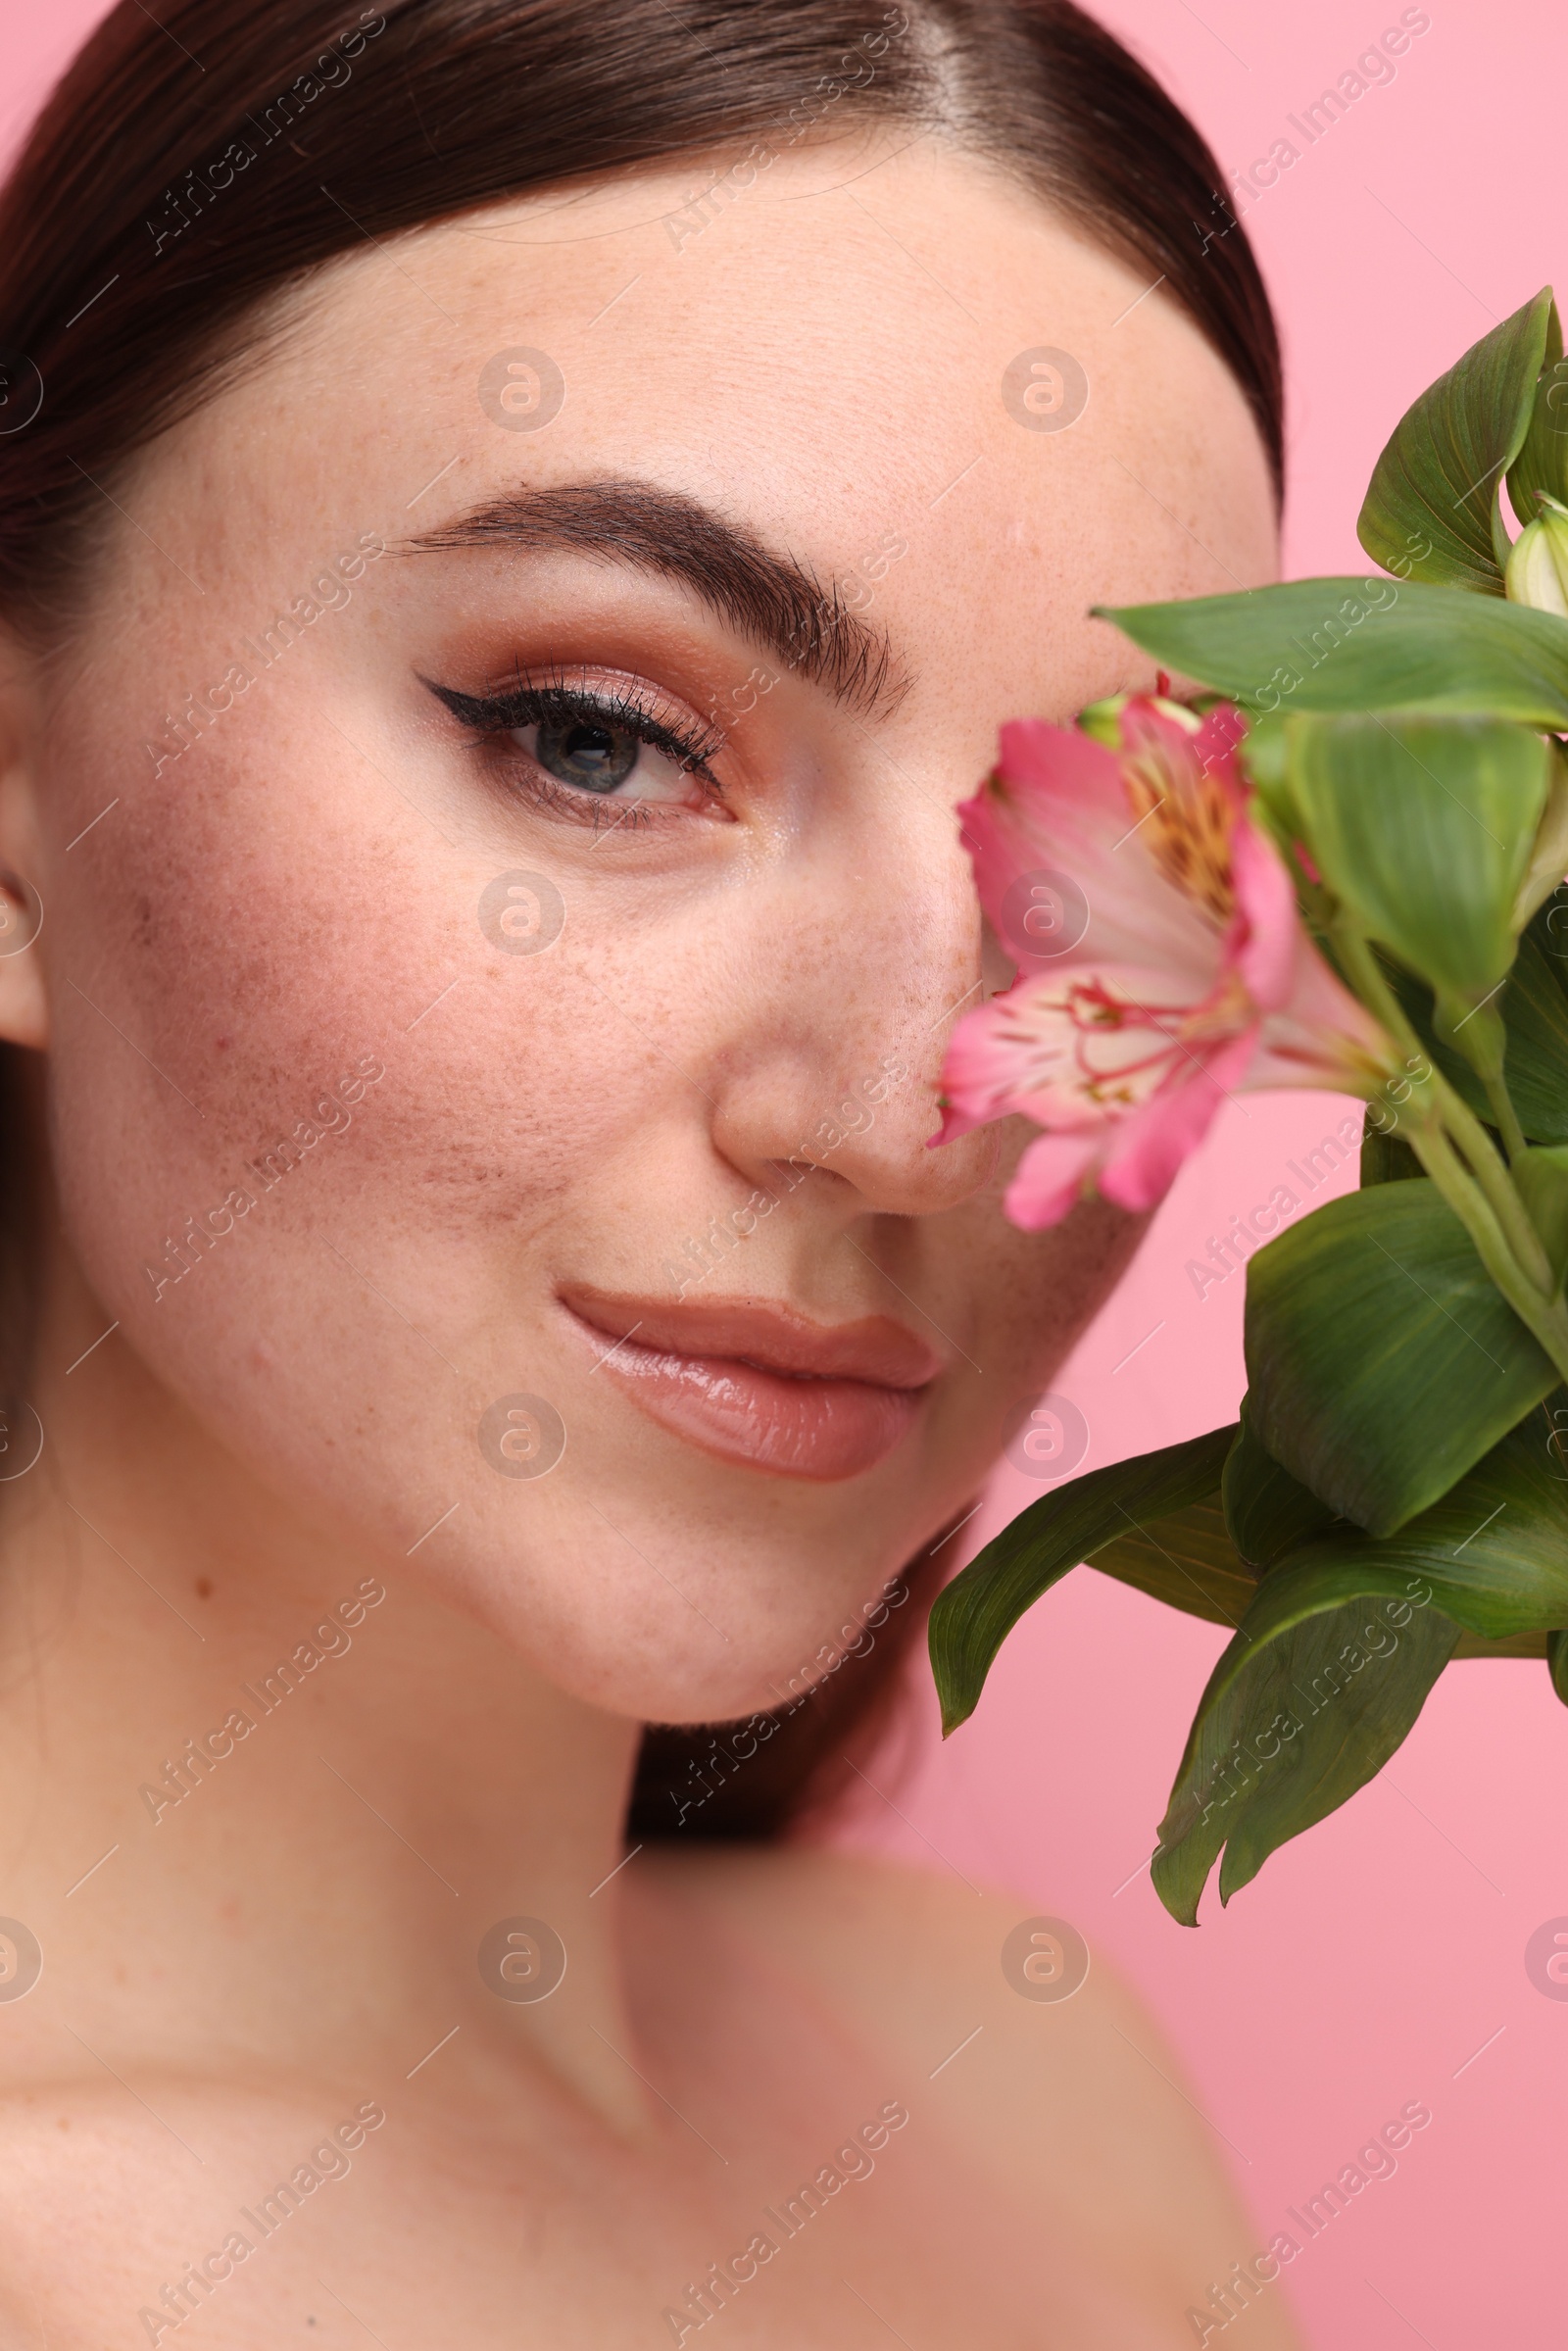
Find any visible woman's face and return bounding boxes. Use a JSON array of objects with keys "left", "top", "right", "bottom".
[{"left": 2, "top": 134, "right": 1275, "bottom": 1721}]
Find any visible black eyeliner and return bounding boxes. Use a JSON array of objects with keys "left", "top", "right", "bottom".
[{"left": 423, "top": 671, "right": 726, "bottom": 790}]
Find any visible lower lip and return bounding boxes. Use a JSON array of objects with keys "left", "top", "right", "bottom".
[{"left": 569, "top": 1320, "right": 924, "bottom": 1481}]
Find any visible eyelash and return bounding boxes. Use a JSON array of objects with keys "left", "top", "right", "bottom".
[{"left": 426, "top": 665, "right": 727, "bottom": 825}]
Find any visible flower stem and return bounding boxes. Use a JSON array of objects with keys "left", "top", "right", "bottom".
[
  {"left": 1481, "top": 1069, "right": 1530, "bottom": 1166},
  {"left": 1336, "top": 929, "right": 1557, "bottom": 1296},
  {"left": 1405, "top": 1119, "right": 1568, "bottom": 1383},
  {"left": 1438, "top": 1073, "right": 1545, "bottom": 1276},
  {"left": 1449, "top": 995, "right": 1529, "bottom": 1164}
]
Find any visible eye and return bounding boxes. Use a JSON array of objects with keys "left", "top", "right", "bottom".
[
  {"left": 516, "top": 710, "right": 691, "bottom": 802},
  {"left": 424, "top": 668, "right": 727, "bottom": 821}
]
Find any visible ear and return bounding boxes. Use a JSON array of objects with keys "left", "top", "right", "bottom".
[{"left": 0, "top": 631, "right": 49, "bottom": 1052}]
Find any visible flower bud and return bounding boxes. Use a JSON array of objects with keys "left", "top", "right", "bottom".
[{"left": 1505, "top": 500, "right": 1568, "bottom": 617}]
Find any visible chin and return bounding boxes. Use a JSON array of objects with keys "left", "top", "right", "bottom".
[{"left": 419, "top": 1503, "right": 923, "bottom": 1727}]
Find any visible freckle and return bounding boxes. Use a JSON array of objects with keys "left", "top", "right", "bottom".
[
  {"left": 195, "top": 1577, "right": 213, "bottom": 1599},
  {"left": 56, "top": 2116, "right": 70, "bottom": 2131}
]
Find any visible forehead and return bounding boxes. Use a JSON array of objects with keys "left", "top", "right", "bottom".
[{"left": 170, "top": 134, "right": 1272, "bottom": 583}]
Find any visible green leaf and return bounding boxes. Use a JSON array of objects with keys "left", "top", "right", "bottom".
[
  {"left": 1245, "top": 1180, "right": 1557, "bottom": 1534},
  {"left": 1154, "top": 1396, "right": 1568, "bottom": 1919},
  {"left": 1385, "top": 909, "right": 1568, "bottom": 1145},
  {"left": 929, "top": 1426, "right": 1236, "bottom": 1734},
  {"left": 1090, "top": 1495, "right": 1256, "bottom": 1630},
  {"left": 1152, "top": 1585, "right": 1460, "bottom": 1925},
  {"left": 1094, "top": 578, "right": 1568, "bottom": 728},
  {"left": 1266, "top": 1401, "right": 1568, "bottom": 1639},
  {"left": 1506, "top": 304, "right": 1568, "bottom": 531},
  {"left": 1356, "top": 288, "right": 1556, "bottom": 595},
  {"left": 1548, "top": 1628, "right": 1568, "bottom": 1701},
  {"left": 1511, "top": 753, "right": 1568, "bottom": 931},
  {"left": 1380, "top": 958, "right": 1491, "bottom": 1123},
  {"left": 1287, "top": 713, "right": 1550, "bottom": 1011},
  {"left": 1221, "top": 1408, "right": 1340, "bottom": 1569},
  {"left": 1453, "top": 1628, "right": 1547, "bottom": 1658},
  {"left": 1234, "top": 708, "right": 1298, "bottom": 834},
  {"left": 1515, "top": 1147, "right": 1568, "bottom": 1285},
  {"left": 1360, "top": 1123, "right": 1424, "bottom": 1185},
  {"left": 1504, "top": 898, "right": 1568, "bottom": 1142}
]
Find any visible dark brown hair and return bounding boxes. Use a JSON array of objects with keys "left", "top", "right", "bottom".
[{"left": 0, "top": 0, "right": 1283, "bottom": 1837}]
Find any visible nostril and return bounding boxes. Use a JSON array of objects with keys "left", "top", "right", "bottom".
[{"left": 761, "top": 1154, "right": 849, "bottom": 1195}]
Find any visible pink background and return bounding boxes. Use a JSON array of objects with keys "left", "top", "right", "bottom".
[{"left": 3, "top": 1, "right": 1562, "bottom": 2342}]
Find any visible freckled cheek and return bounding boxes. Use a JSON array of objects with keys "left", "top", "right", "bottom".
[{"left": 47, "top": 801, "right": 679, "bottom": 1319}]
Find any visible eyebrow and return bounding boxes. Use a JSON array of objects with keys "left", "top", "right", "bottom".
[{"left": 401, "top": 477, "right": 911, "bottom": 721}]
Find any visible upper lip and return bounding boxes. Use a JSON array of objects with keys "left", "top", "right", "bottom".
[{"left": 558, "top": 1286, "right": 942, "bottom": 1389}]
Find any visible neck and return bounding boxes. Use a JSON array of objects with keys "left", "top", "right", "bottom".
[{"left": 0, "top": 1235, "right": 651, "bottom": 2131}]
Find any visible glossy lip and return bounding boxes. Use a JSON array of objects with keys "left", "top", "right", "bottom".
[{"left": 557, "top": 1285, "right": 940, "bottom": 1481}]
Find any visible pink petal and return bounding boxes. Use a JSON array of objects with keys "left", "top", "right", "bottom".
[
  {"left": 941, "top": 962, "right": 1229, "bottom": 1134},
  {"left": 1002, "top": 1129, "right": 1105, "bottom": 1229},
  {"left": 961, "top": 723, "right": 1221, "bottom": 986},
  {"left": 997, "top": 715, "right": 1131, "bottom": 815},
  {"left": 936, "top": 991, "right": 1050, "bottom": 1129},
  {"left": 928, "top": 1097, "right": 980, "bottom": 1149},
  {"left": 1118, "top": 693, "right": 1203, "bottom": 761},
  {"left": 937, "top": 691, "right": 1404, "bottom": 1236},
  {"left": 1099, "top": 1027, "right": 1259, "bottom": 1212},
  {"left": 956, "top": 722, "right": 1125, "bottom": 930},
  {"left": 1228, "top": 815, "right": 1298, "bottom": 1011},
  {"left": 1193, "top": 699, "right": 1250, "bottom": 776},
  {"left": 1118, "top": 696, "right": 1247, "bottom": 824},
  {"left": 1249, "top": 930, "right": 1396, "bottom": 1094}
]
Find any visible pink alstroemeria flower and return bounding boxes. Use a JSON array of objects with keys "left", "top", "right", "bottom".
[{"left": 934, "top": 695, "right": 1396, "bottom": 1230}]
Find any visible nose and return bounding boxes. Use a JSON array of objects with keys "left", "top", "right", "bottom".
[{"left": 706, "top": 797, "right": 1004, "bottom": 1220}]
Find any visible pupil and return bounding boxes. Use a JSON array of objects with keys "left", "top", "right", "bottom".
[{"left": 537, "top": 718, "right": 639, "bottom": 793}]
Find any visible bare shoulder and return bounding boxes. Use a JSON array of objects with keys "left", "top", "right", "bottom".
[
  {"left": 642, "top": 1835, "right": 1199, "bottom": 2106},
  {"left": 640, "top": 1841, "right": 1304, "bottom": 2348}
]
